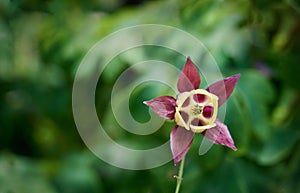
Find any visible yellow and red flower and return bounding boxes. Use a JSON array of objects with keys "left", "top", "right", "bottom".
[{"left": 144, "top": 57, "right": 240, "bottom": 164}]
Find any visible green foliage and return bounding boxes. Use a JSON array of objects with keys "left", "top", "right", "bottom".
[{"left": 1, "top": 0, "right": 300, "bottom": 193}]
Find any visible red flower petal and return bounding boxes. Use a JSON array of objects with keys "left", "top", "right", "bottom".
[
  {"left": 170, "top": 126, "right": 194, "bottom": 164},
  {"left": 143, "top": 96, "right": 176, "bottom": 120},
  {"left": 177, "top": 57, "right": 201, "bottom": 93},
  {"left": 201, "top": 119, "right": 237, "bottom": 151},
  {"left": 206, "top": 74, "right": 240, "bottom": 107}
]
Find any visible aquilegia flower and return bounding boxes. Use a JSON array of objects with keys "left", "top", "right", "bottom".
[{"left": 144, "top": 57, "right": 240, "bottom": 164}]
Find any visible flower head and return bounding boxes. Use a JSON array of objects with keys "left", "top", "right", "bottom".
[{"left": 144, "top": 57, "right": 240, "bottom": 164}]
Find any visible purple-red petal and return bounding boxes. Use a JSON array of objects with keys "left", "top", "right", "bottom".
[
  {"left": 201, "top": 119, "right": 237, "bottom": 151},
  {"left": 170, "top": 126, "right": 194, "bottom": 164},
  {"left": 177, "top": 57, "right": 201, "bottom": 93},
  {"left": 206, "top": 73, "right": 240, "bottom": 107},
  {"left": 143, "top": 96, "right": 176, "bottom": 120}
]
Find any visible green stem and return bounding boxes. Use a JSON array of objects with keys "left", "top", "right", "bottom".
[{"left": 174, "top": 156, "right": 185, "bottom": 193}]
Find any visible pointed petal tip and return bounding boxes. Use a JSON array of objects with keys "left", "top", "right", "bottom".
[
  {"left": 228, "top": 143, "right": 237, "bottom": 151},
  {"left": 143, "top": 100, "right": 151, "bottom": 107},
  {"left": 173, "top": 155, "right": 183, "bottom": 165},
  {"left": 233, "top": 73, "right": 241, "bottom": 80},
  {"left": 224, "top": 73, "right": 241, "bottom": 82},
  {"left": 174, "top": 158, "right": 180, "bottom": 165},
  {"left": 225, "top": 73, "right": 241, "bottom": 85},
  {"left": 202, "top": 119, "right": 237, "bottom": 151}
]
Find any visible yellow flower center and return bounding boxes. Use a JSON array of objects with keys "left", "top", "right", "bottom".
[{"left": 174, "top": 89, "right": 219, "bottom": 133}]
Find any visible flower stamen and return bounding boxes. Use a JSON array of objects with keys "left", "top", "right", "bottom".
[{"left": 191, "top": 104, "right": 203, "bottom": 115}]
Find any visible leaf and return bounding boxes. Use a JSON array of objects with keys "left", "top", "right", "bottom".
[
  {"left": 238, "top": 70, "right": 275, "bottom": 141},
  {"left": 257, "top": 129, "right": 298, "bottom": 166}
]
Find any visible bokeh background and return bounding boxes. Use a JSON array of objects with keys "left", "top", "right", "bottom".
[{"left": 1, "top": 0, "right": 300, "bottom": 193}]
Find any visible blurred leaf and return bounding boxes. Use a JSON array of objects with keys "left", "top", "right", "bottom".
[
  {"left": 0, "top": 153, "right": 56, "bottom": 193},
  {"left": 55, "top": 152, "right": 102, "bottom": 193},
  {"left": 224, "top": 91, "right": 252, "bottom": 154},
  {"left": 238, "top": 70, "right": 275, "bottom": 141},
  {"left": 271, "top": 88, "right": 298, "bottom": 126},
  {"left": 257, "top": 129, "right": 298, "bottom": 165}
]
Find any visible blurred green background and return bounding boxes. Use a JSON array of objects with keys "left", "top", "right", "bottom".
[{"left": 1, "top": 0, "right": 300, "bottom": 192}]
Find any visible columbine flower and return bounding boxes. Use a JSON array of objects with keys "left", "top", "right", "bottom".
[{"left": 144, "top": 57, "right": 240, "bottom": 164}]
